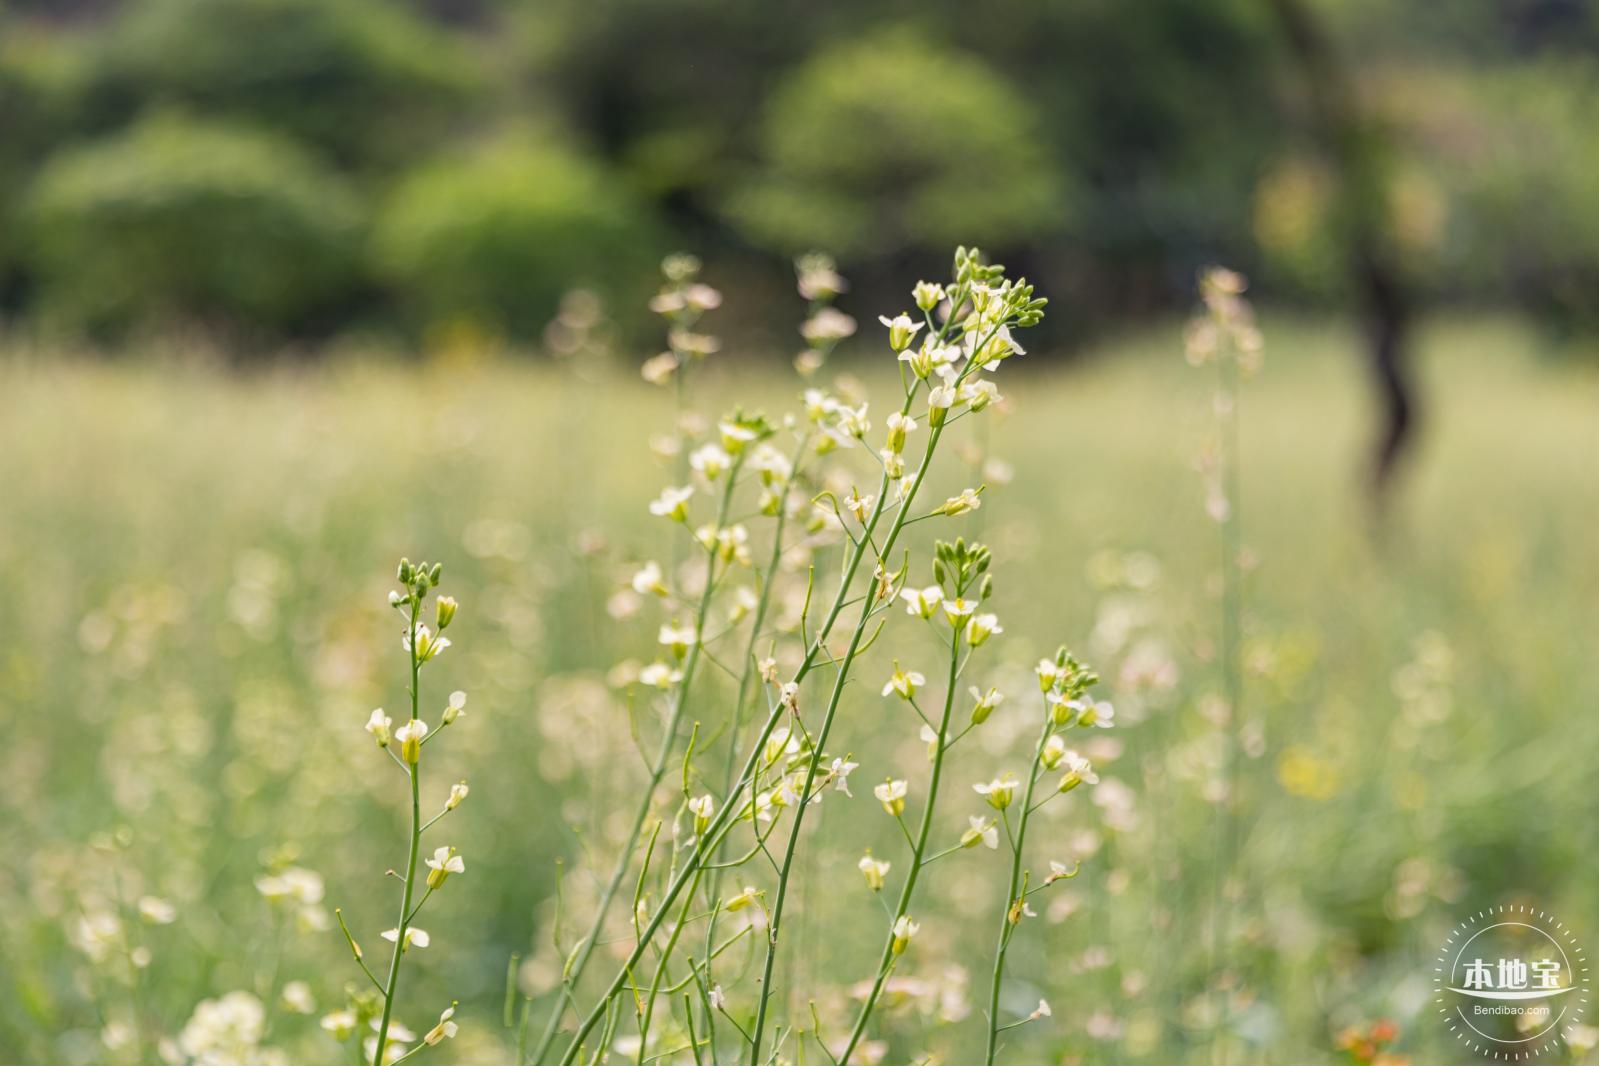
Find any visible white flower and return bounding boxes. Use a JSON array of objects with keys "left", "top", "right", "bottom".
[
  {"left": 281, "top": 981, "right": 315, "bottom": 1014},
  {"left": 1041, "top": 734, "right": 1067, "bottom": 770},
  {"left": 321, "top": 1009, "right": 357, "bottom": 1040},
  {"left": 940, "top": 488, "right": 982, "bottom": 516},
  {"left": 927, "top": 384, "right": 956, "bottom": 411},
  {"left": 381, "top": 926, "right": 430, "bottom": 950},
  {"left": 178, "top": 991, "right": 266, "bottom": 1059},
  {"left": 726, "top": 886, "right": 760, "bottom": 912},
  {"left": 801, "top": 308, "right": 857, "bottom": 343},
  {"left": 963, "top": 815, "right": 999, "bottom": 850},
  {"left": 858, "top": 854, "right": 891, "bottom": 891},
  {"left": 365, "top": 708, "right": 393, "bottom": 747},
  {"left": 708, "top": 985, "right": 727, "bottom": 1011},
  {"left": 878, "top": 312, "right": 924, "bottom": 352},
  {"left": 404, "top": 624, "right": 449, "bottom": 663},
  {"left": 1059, "top": 751, "right": 1099, "bottom": 791},
  {"left": 881, "top": 663, "right": 925, "bottom": 700},
  {"left": 891, "top": 915, "right": 920, "bottom": 954},
  {"left": 749, "top": 444, "right": 792, "bottom": 486},
  {"left": 447, "top": 781, "right": 470, "bottom": 810},
  {"left": 899, "top": 584, "right": 942, "bottom": 619},
  {"left": 425, "top": 846, "right": 465, "bottom": 889},
  {"left": 1036, "top": 658, "right": 1066, "bottom": 690},
  {"left": 631, "top": 561, "right": 667, "bottom": 596},
  {"left": 690, "top": 444, "right": 732, "bottom": 480},
  {"left": 1079, "top": 698, "right": 1116, "bottom": 728},
  {"left": 255, "top": 867, "right": 324, "bottom": 905},
  {"left": 423, "top": 1005, "right": 458, "bottom": 1046},
  {"left": 649, "top": 485, "right": 694, "bottom": 522},
  {"left": 912, "top": 280, "right": 945, "bottom": 311},
  {"left": 974, "top": 774, "right": 1018, "bottom": 810},
  {"left": 1045, "top": 860, "right": 1079, "bottom": 885},
  {"left": 763, "top": 726, "right": 801, "bottom": 766},
  {"left": 966, "top": 612, "right": 1002, "bottom": 646},
  {"left": 1030, "top": 999, "right": 1052, "bottom": 1020},
  {"left": 394, "top": 719, "right": 428, "bottom": 764},
  {"left": 442, "top": 689, "right": 467, "bottom": 725},
  {"left": 658, "top": 621, "right": 697, "bottom": 657},
  {"left": 827, "top": 757, "right": 859, "bottom": 796},
  {"left": 639, "top": 662, "right": 683, "bottom": 688},
  {"left": 874, "top": 779, "right": 908, "bottom": 817},
  {"left": 688, "top": 794, "right": 715, "bottom": 831},
  {"left": 969, "top": 686, "right": 1004, "bottom": 724},
  {"left": 138, "top": 896, "right": 177, "bottom": 925},
  {"left": 941, "top": 597, "right": 977, "bottom": 622},
  {"left": 845, "top": 487, "right": 874, "bottom": 524}
]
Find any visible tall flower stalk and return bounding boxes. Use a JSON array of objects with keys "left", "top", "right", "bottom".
[
  {"left": 329, "top": 559, "right": 467, "bottom": 1065},
  {"left": 982, "top": 649, "right": 1104, "bottom": 1063}
]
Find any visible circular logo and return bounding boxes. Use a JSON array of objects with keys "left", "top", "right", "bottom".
[{"left": 1434, "top": 904, "right": 1590, "bottom": 1058}]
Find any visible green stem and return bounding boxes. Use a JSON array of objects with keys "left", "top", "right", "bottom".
[
  {"left": 984, "top": 713, "right": 1052, "bottom": 1063},
  {"left": 827, "top": 612, "right": 964, "bottom": 1064},
  {"left": 372, "top": 598, "right": 424, "bottom": 1066},
  {"left": 530, "top": 456, "right": 743, "bottom": 1063}
]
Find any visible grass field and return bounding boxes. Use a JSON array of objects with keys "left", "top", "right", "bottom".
[{"left": 3, "top": 315, "right": 1598, "bottom": 1064}]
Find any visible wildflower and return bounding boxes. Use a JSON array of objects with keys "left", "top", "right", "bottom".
[
  {"left": 749, "top": 444, "right": 792, "bottom": 486},
  {"left": 879, "top": 448, "right": 906, "bottom": 477},
  {"left": 885, "top": 411, "right": 916, "bottom": 453},
  {"left": 435, "top": 596, "right": 458, "bottom": 630},
  {"left": 447, "top": 781, "right": 469, "bottom": 810},
  {"left": 423, "top": 1005, "right": 458, "bottom": 1046},
  {"left": 912, "top": 281, "right": 945, "bottom": 311},
  {"left": 1029, "top": 999, "right": 1052, "bottom": 1021},
  {"left": 900, "top": 585, "right": 942, "bottom": 619},
  {"left": 900, "top": 343, "right": 934, "bottom": 379},
  {"left": 881, "top": 662, "right": 925, "bottom": 700},
  {"left": 778, "top": 681, "right": 800, "bottom": 714},
  {"left": 395, "top": 719, "right": 428, "bottom": 765},
  {"left": 381, "top": 927, "right": 429, "bottom": 950},
  {"left": 442, "top": 690, "right": 467, "bottom": 725},
  {"left": 1045, "top": 690, "right": 1075, "bottom": 725},
  {"left": 405, "top": 624, "right": 450, "bottom": 664},
  {"left": 764, "top": 727, "right": 801, "bottom": 766},
  {"left": 972, "top": 324, "right": 1026, "bottom": 367},
  {"left": 891, "top": 915, "right": 920, "bottom": 955},
  {"left": 1059, "top": 751, "right": 1098, "bottom": 792},
  {"left": 827, "top": 757, "right": 859, "bottom": 796},
  {"left": 920, "top": 724, "right": 944, "bottom": 760},
  {"left": 177, "top": 992, "right": 266, "bottom": 1060},
  {"left": 281, "top": 981, "right": 315, "bottom": 1014},
  {"left": 1045, "top": 860, "right": 1079, "bottom": 885},
  {"left": 875, "top": 779, "right": 908, "bottom": 817},
  {"left": 641, "top": 353, "right": 678, "bottom": 384},
  {"left": 726, "top": 886, "right": 760, "bottom": 912},
  {"left": 759, "top": 657, "right": 779, "bottom": 684},
  {"left": 256, "top": 867, "right": 324, "bottom": 905},
  {"left": 858, "top": 854, "right": 891, "bottom": 891},
  {"left": 658, "top": 621, "right": 696, "bottom": 659},
  {"left": 941, "top": 597, "right": 977, "bottom": 623},
  {"left": 962, "top": 816, "right": 999, "bottom": 850},
  {"left": 321, "top": 1010, "right": 357, "bottom": 1040},
  {"left": 845, "top": 488, "right": 873, "bottom": 524},
  {"left": 639, "top": 662, "right": 683, "bottom": 688},
  {"left": 1041, "top": 734, "right": 1066, "bottom": 770},
  {"left": 801, "top": 308, "right": 857, "bottom": 344},
  {"left": 1078, "top": 697, "right": 1116, "bottom": 728},
  {"left": 425, "top": 847, "right": 465, "bottom": 889},
  {"left": 974, "top": 774, "right": 1017, "bottom": 810},
  {"left": 649, "top": 485, "right": 694, "bottom": 522},
  {"left": 878, "top": 312, "right": 923, "bottom": 352},
  {"left": 1036, "top": 658, "right": 1065, "bottom": 691},
  {"left": 708, "top": 985, "right": 728, "bottom": 1011},
  {"left": 688, "top": 794, "right": 715, "bottom": 834},
  {"left": 966, "top": 612, "right": 1002, "bottom": 646},
  {"left": 630, "top": 562, "right": 668, "bottom": 598},
  {"left": 969, "top": 686, "right": 1004, "bottom": 724},
  {"left": 962, "top": 379, "right": 1002, "bottom": 411},
  {"left": 927, "top": 384, "right": 956, "bottom": 423},
  {"left": 138, "top": 896, "right": 177, "bottom": 925},
  {"left": 689, "top": 444, "right": 732, "bottom": 480},
  {"left": 940, "top": 488, "right": 982, "bottom": 516}
]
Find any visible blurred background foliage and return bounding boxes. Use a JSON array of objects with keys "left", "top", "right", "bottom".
[{"left": 3, "top": 0, "right": 1599, "bottom": 346}]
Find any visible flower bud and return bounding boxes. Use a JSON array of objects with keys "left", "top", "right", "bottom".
[
  {"left": 435, "top": 596, "right": 458, "bottom": 630},
  {"left": 447, "top": 781, "right": 469, "bottom": 810},
  {"left": 913, "top": 281, "right": 944, "bottom": 312}
]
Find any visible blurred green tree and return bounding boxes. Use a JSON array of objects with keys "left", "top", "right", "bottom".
[
  {"left": 26, "top": 113, "right": 364, "bottom": 334},
  {"left": 723, "top": 27, "right": 1067, "bottom": 259},
  {"left": 371, "top": 133, "right": 662, "bottom": 341}
]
